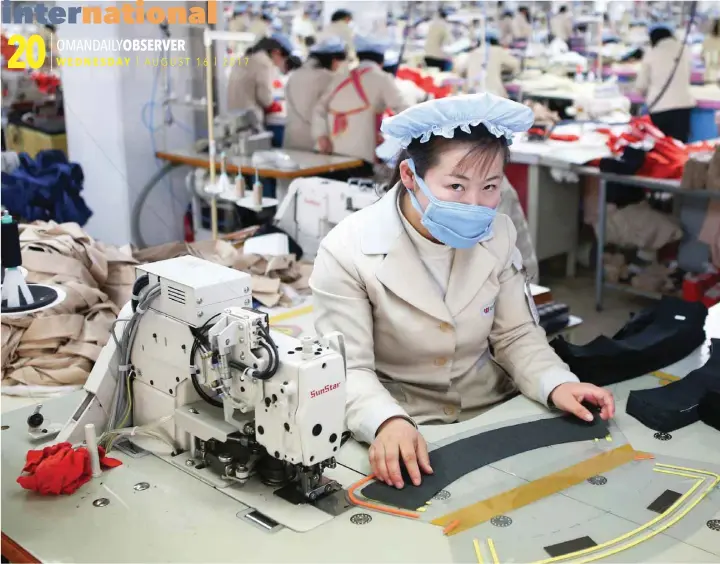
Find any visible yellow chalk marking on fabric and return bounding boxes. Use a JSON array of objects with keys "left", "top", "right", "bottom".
[
  {"left": 426, "top": 500, "right": 432, "bottom": 505},
  {"left": 417, "top": 507, "right": 427, "bottom": 512},
  {"left": 269, "top": 305, "right": 313, "bottom": 324},
  {"left": 487, "top": 539, "right": 500, "bottom": 564},
  {"left": 605, "top": 435, "right": 612, "bottom": 442},
  {"left": 473, "top": 539, "right": 484, "bottom": 564}
]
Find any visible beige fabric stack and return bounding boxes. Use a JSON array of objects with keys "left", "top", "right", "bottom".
[
  {"left": 2, "top": 223, "right": 313, "bottom": 390},
  {"left": 1, "top": 222, "right": 135, "bottom": 388}
]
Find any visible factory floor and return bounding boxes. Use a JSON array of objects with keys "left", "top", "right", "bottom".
[{"left": 0, "top": 269, "right": 651, "bottom": 416}]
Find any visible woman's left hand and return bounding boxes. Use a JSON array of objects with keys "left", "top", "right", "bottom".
[{"left": 549, "top": 382, "right": 615, "bottom": 422}]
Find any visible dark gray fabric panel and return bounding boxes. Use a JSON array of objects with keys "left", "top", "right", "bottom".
[
  {"left": 361, "top": 414, "right": 609, "bottom": 510},
  {"left": 647, "top": 490, "right": 682, "bottom": 514},
  {"left": 544, "top": 536, "right": 598, "bottom": 557}
]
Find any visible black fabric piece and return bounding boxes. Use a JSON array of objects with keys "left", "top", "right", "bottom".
[
  {"left": 544, "top": 536, "right": 598, "bottom": 557},
  {"left": 647, "top": 489, "right": 682, "bottom": 513},
  {"left": 1, "top": 219, "right": 22, "bottom": 267},
  {"left": 626, "top": 339, "right": 720, "bottom": 432},
  {"left": 538, "top": 302, "right": 570, "bottom": 334},
  {"left": 699, "top": 388, "right": 720, "bottom": 431},
  {"left": 423, "top": 56, "right": 451, "bottom": 70},
  {"left": 361, "top": 413, "right": 609, "bottom": 510},
  {"left": 650, "top": 108, "right": 693, "bottom": 143},
  {"left": 600, "top": 147, "right": 647, "bottom": 208},
  {"left": 551, "top": 297, "right": 707, "bottom": 387}
]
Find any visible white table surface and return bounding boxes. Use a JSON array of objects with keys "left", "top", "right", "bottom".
[{"left": 2, "top": 307, "right": 717, "bottom": 563}]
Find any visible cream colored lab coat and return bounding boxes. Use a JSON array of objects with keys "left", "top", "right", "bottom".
[
  {"left": 424, "top": 17, "right": 451, "bottom": 60},
  {"left": 248, "top": 18, "right": 270, "bottom": 39},
  {"left": 636, "top": 37, "right": 695, "bottom": 114},
  {"left": 464, "top": 44, "right": 520, "bottom": 97},
  {"left": 512, "top": 13, "right": 532, "bottom": 40},
  {"left": 310, "top": 185, "right": 577, "bottom": 444},
  {"left": 227, "top": 50, "right": 274, "bottom": 122},
  {"left": 550, "top": 12, "right": 573, "bottom": 41},
  {"left": 703, "top": 35, "right": 720, "bottom": 83},
  {"left": 312, "top": 61, "right": 409, "bottom": 164},
  {"left": 283, "top": 61, "right": 334, "bottom": 151},
  {"left": 499, "top": 16, "right": 514, "bottom": 46}
]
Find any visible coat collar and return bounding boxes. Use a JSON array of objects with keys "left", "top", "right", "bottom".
[{"left": 360, "top": 185, "right": 498, "bottom": 321}]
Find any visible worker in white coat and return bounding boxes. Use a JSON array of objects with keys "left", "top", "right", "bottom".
[
  {"left": 318, "top": 10, "right": 355, "bottom": 60},
  {"left": 310, "top": 93, "right": 615, "bottom": 487},
  {"left": 424, "top": 8, "right": 452, "bottom": 70},
  {"left": 635, "top": 23, "right": 695, "bottom": 142},
  {"left": 512, "top": 6, "right": 533, "bottom": 41},
  {"left": 284, "top": 37, "right": 347, "bottom": 152},
  {"left": 499, "top": 10, "right": 515, "bottom": 46},
  {"left": 248, "top": 11, "right": 272, "bottom": 39},
  {"left": 703, "top": 19, "right": 720, "bottom": 83},
  {"left": 227, "top": 33, "right": 294, "bottom": 123},
  {"left": 464, "top": 31, "right": 520, "bottom": 97},
  {"left": 312, "top": 35, "right": 409, "bottom": 177},
  {"left": 550, "top": 6, "right": 573, "bottom": 44}
]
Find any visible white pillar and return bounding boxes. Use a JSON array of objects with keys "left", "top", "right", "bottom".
[{"left": 58, "top": 1, "right": 198, "bottom": 247}]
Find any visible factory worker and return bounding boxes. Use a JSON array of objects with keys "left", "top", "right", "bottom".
[
  {"left": 635, "top": 24, "right": 695, "bottom": 142},
  {"left": 292, "top": 9, "right": 316, "bottom": 47},
  {"left": 312, "top": 35, "right": 409, "bottom": 177},
  {"left": 512, "top": 6, "right": 533, "bottom": 41},
  {"left": 227, "top": 33, "right": 294, "bottom": 122},
  {"left": 550, "top": 6, "right": 573, "bottom": 44},
  {"left": 499, "top": 10, "right": 515, "bottom": 46},
  {"left": 248, "top": 11, "right": 272, "bottom": 39},
  {"left": 284, "top": 37, "right": 347, "bottom": 152},
  {"left": 464, "top": 31, "right": 520, "bottom": 97},
  {"left": 703, "top": 19, "right": 720, "bottom": 84},
  {"left": 319, "top": 10, "right": 355, "bottom": 60},
  {"left": 424, "top": 8, "right": 452, "bottom": 71},
  {"left": 310, "top": 94, "right": 614, "bottom": 487}
]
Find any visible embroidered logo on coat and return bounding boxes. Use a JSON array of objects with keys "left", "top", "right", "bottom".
[{"left": 482, "top": 302, "right": 496, "bottom": 316}]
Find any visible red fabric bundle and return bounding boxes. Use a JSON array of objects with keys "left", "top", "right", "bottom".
[
  {"left": 265, "top": 100, "right": 283, "bottom": 114},
  {"left": 17, "top": 442, "right": 122, "bottom": 495}
]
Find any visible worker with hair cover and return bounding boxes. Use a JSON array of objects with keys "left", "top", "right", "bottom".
[
  {"left": 635, "top": 23, "right": 695, "bottom": 142},
  {"left": 312, "top": 35, "right": 408, "bottom": 177},
  {"left": 310, "top": 94, "right": 614, "bottom": 488},
  {"left": 227, "top": 33, "right": 294, "bottom": 122},
  {"left": 318, "top": 9, "right": 355, "bottom": 60},
  {"left": 462, "top": 31, "right": 520, "bottom": 97},
  {"left": 284, "top": 37, "right": 347, "bottom": 152}
]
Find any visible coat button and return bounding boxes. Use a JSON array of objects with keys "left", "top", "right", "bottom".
[
  {"left": 434, "top": 357, "right": 448, "bottom": 367},
  {"left": 444, "top": 406, "right": 456, "bottom": 416},
  {"left": 439, "top": 322, "right": 453, "bottom": 332}
]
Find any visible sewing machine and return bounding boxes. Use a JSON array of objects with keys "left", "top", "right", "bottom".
[
  {"left": 195, "top": 110, "right": 273, "bottom": 156},
  {"left": 275, "top": 177, "right": 381, "bottom": 259},
  {"left": 58, "top": 255, "right": 351, "bottom": 531}
]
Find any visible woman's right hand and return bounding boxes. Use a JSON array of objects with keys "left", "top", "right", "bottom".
[
  {"left": 369, "top": 417, "right": 433, "bottom": 489},
  {"left": 317, "top": 136, "right": 333, "bottom": 154}
]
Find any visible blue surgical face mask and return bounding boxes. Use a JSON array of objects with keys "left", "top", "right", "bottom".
[{"left": 405, "top": 159, "right": 496, "bottom": 249}]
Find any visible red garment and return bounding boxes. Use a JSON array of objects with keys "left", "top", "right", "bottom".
[
  {"left": 17, "top": 442, "right": 122, "bottom": 496},
  {"left": 265, "top": 100, "right": 283, "bottom": 114}
]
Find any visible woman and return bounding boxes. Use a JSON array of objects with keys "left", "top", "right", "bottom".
[
  {"left": 463, "top": 31, "right": 520, "bottom": 97},
  {"left": 703, "top": 19, "right": 720, "bottom": 84},
  {"left": 227, "top": 33, "right": 293, "bottom": 123},
  {"left": 312, "top": 35, "right": 408, "bottom": 177},
  {"left": 283, "top": 37, "right": 347, "bottom": 151},
  {"left": 424, "top": 8, "right": 451, "bottom": 71},
  {"left": 635, "top": 24, "right": 695, "bottom": 142},
  {"left": 512, "top": 6, "right": 533, "bottom": 42},
  {"left": 310, "top": 94, "right": 614, "bottom": 488}
]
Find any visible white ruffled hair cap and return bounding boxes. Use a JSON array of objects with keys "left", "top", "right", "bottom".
[{"left": 380, "top": 92, "right": 534, "bottom": 149}]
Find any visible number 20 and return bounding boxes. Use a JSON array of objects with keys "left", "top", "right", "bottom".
[{"left": 7, "top": 34, "right": 46, "bottom": 70}]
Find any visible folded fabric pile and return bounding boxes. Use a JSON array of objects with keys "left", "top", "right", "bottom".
[
  {"left": 17, "top": 442, "right": 122, "bottom": 495},
  {"left": 1, "top": 222, "right": 136, "bottom": 388},
  {"left": 551, "top": 297, "right": 707, "bottom": 386},
  {"left": 1, "top": 150, "right": 92, "bottom": 225}
]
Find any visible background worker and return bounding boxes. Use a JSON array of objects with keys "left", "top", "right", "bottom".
[
  {"left": 284, "top": 37, "right": 347, "bottom": 152},
  {"left": 312, "top": 35, "right": 408, "bottom": 178},
  {"left": 635, "top": 23, "right": 696, "bottom": 142}
]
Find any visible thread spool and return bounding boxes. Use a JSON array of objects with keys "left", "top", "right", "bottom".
[
  {"left": 1, "top": 212, "right": 22, "bottom": 268},
  {"left": 235, "top": 175, "right": 245, "bottom": 198},
  {"left": 85, "top": 423, "right": 102, "bottom": 478}
]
